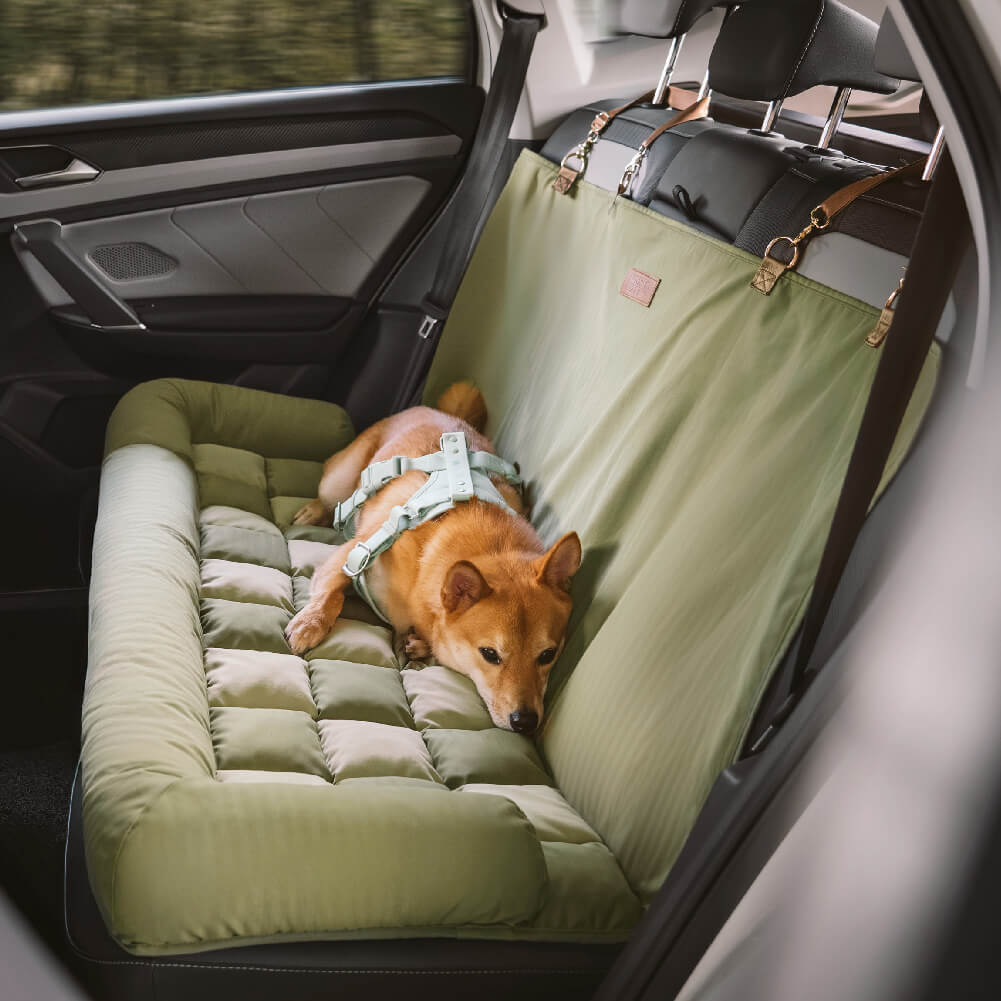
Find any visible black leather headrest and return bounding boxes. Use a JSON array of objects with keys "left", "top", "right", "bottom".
[
  {"left": 874, "top": 10, "right": 920, "bottom": 82},
  {"left": 708, "top": 0, "right": 900, "bottom": 101},
  {"left": 618, "top": 0, "right": 738, "bottom": 39}
]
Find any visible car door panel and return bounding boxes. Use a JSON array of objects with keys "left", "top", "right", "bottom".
[{"left": 0, "top": 78, "right": 482, "bottom": 591}]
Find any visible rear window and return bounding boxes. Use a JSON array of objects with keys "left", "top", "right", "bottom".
[{"left": 0, "top": 0, "right": 472, "bottom": 111}]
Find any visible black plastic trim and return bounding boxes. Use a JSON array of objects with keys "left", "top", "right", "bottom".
[
  {"left": 51, "top": 302, "right": 364, "bottom": 366},
  {"left": 0, "top": 80, "right": 478, "bottom": 145},
  {"left": 0, "top": 156, "right": 464, "bottom": 234}
]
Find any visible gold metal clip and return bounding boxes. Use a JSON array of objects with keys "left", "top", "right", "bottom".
[
  {"left": 617, "top": 149, "right": 646, "bottom": 197},
  {"left": 867, "top": 275, "right": 905, "bottom": 347},
  {"left": 750, "top": 216, "right": 823, "bottom": 294}
]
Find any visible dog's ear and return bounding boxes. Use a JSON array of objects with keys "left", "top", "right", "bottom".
[
  {"left": 535, "top": 532, "right": 582, "bottom": 593},
  {"left": 442, "top": 560, "right": 491, "bottom": 613}
]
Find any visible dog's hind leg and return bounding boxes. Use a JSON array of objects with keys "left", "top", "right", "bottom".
[
  {"left": 284, "top": 541, "right": 355, "bottom": 654},
  {"left": 293, "top": 422, "right": 386, "bottom": 526}
]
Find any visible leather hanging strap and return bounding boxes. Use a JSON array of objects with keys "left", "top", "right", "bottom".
[
  {"left": 751, "top": 158, "right": 927, "bottom": 294},
  {"left": 554, "top": 86, "right": 700, "bottom": 194},
  {"left": 617, "top": 94, "right": 712, "bottom": 196}
]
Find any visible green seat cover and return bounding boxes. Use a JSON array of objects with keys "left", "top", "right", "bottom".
[
  {"left": 85, "top": 380, "right": 640, "bottom": 955},
  {"left": 82, "top": 151, "right": 938, "bottom": 954}
]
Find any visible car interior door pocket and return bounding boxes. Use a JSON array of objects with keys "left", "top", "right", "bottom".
[{"left": 13, "top": 219, "right": 144, "bottom": 330}]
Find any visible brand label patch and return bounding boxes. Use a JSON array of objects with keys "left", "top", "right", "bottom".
[{"left": 620, "top": 268, "right": 661, "bottom": 307}]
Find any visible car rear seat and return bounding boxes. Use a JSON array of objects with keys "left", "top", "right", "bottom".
[{"left": 66, "top": 4, "right": 950, "bottom": 1000}]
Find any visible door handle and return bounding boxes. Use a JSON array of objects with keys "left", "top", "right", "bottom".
[{"left": 15, "top": 158, "right": 100, "bottom": 190}]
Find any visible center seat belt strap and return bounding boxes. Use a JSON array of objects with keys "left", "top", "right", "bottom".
[
  {"left": 391, "top": 7, "right": 543, "bottom": 414},
  {"left": 749, "top": 151, "right": 970, "bottom": 754}
]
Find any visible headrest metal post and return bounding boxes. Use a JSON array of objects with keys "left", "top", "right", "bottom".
[
  {"left": 923, "top": 126, "right": 946, "bottom": 181},
  {"left": 652, "top": 33, "right": 686, "bottom": 105},
  {"left": 818, "top": 86, "right": 852, "bottom": 149},
  {"left": 697, "top": 67, "right": 711, "bottom": 101},
  {"left": 761, "top": 99, "right": 784, "bottom": 134}
]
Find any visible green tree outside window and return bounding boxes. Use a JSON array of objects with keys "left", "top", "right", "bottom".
[{"left": 0, "top": 0, "right": 470, "bottom": 111}]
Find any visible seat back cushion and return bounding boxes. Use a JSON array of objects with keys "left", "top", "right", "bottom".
[{"left": 424, "top": 150, "right": 939, "bottom": 899}]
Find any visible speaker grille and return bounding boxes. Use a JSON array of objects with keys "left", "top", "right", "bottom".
[{"left": 89, "top": 242, "right": 177, "bottom": 282}]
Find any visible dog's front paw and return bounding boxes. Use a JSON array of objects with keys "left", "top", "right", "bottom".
[
  {"left": 285, "top": 608, "right": 331, "bottom": 655},
  {"left": 404, "top": 629, "right": 432, "bottom": 662},
  {"left": 293, "top": 499, "right": 329, "bottom": 526}
]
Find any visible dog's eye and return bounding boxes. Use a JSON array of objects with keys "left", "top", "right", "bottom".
[
  {"left": 537, "top": 647, "right": 557, "bottom": 665},
  {"left": 478, "top": 646, "right": 502, "bottom": 665}
]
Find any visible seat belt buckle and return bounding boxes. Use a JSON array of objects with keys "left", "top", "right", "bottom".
[
  {"left": 418, "top": 297, "right": 448, "bottom": 340},
  {"left": 441, "top": 432, "right": 474, "bottom": 502}
]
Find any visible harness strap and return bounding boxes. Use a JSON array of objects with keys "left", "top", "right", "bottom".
[
  {"left": 339, "top": 432, "right": 521, "bottom": 623},
  {"left": 333, "top": 446, "right": 520, "bottom": 538},
  {"left": 751, "top": 158, "right": 927, "bottom": 294},
  {"left": 617, "top": 94, "right": 712, "bottom": 196}
]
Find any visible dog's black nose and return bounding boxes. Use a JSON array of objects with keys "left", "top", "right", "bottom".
[{"left": 509, "top": 710, "right": 539, "bottom": 734}]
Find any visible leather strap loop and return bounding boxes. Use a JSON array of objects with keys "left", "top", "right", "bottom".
[
  {"left": 751, "top": 157, "right": 927, "bottom": 294},
  {"left": 617, "top": 94, "right": 712, "bottom": 196},
  {"left": 555, "top": 86, "right": 701, "bottom": 195}
]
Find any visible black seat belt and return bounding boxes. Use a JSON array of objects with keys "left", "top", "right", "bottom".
[
  {"left": 391, "top": 5, "right": 543, "bottom": 413},
  {"left": 750, "top": 150, "right": 971, "bottom": 754}
]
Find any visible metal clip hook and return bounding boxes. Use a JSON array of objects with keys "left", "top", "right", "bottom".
[{"left": 618, "top": 149, "right": 647, "bottom": 197}]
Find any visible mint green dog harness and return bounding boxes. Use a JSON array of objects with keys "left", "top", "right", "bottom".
[{"left": 337, "top": 431, "right": 522, "bottom": 622}]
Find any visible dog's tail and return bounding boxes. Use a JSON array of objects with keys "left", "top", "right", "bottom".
[{"left": 437, "top": 381, "right": 488, "bottom": 433}]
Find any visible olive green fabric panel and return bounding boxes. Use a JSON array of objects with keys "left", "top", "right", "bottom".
[
  {"left": 426, "top": 150, "right": 939, "bottom": 899},
  {"left": 105, "top": 378, "right": 354, "bottom": 465},
  {"left": 111, "top": 778, "right": 548, "bottom": 953}
]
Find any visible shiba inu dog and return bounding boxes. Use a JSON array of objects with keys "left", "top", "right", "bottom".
[{"left": 286, "top": 382, "right": 581, "bottom": 734}]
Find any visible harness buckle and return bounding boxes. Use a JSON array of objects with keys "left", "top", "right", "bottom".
[
  {"left": 342, "top": 541, "right": 373, "bottom": 579},
  {"left": 361, "top": 457, "right": 403, "bottom": 492}
]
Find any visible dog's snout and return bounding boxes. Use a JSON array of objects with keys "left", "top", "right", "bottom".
[{"left": 509, "top": 709, "right": 539, "bottom": 734}]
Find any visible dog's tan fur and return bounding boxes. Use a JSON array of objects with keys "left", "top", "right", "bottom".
[{"left": 286, "top": 383, "right": 580, "bottom": 732}]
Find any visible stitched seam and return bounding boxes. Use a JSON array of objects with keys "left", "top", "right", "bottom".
[
  {"left": 77, "top": 957, "right": 605, "bottom": 973},
  {"left": 169, "top": 209, "right": 248, "bottom": 292},
  {"left": 673, "top": 0, "right": 693, "bottom": 37},
  {"left": 789, "top": 167, "right": 820, "bottom": 183},
  {"left": 314, "top": 188, "right": 377, "bottom": 264},
  {"left": 856, "top": 194, "right": 923, "bottom": 217},
  {"left": 782, "top": 0, "right": 825, "bottom": 97},
  {"left": 239, "top": 199, "right": 328, "bottom": 293},
  {"left": 202, "top": 523, "right": 286, "bottom": 540}
]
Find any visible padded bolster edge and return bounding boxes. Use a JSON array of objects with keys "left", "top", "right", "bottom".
[
  {"left": 104, "top": 378, "right": 355, "bottom": 465},
  {"left": 83, "top": 444, "right": 214, "bottom": 915},
  {"left": 107, "top": 779, "right": 548, "bottom": 953}
]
